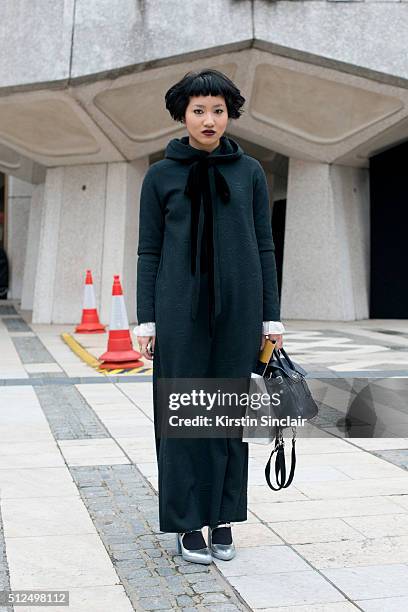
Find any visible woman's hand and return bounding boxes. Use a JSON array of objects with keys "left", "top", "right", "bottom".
[
  {"left": 260, "top": 333, "right": 283, "bottom": 351},
  {"left": 137, "top": 335, "right": 155, "bottom": 361}
]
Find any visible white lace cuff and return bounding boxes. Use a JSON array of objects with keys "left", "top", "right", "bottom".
[
  {"left": 133, "top": 320, "right": 285, "bottom": 336},
  {"left": 133, "top": 321, "right": 156, "bottom": 336},
  {"left": 262, "top": 321, "right": 285, "bottom": 335}
]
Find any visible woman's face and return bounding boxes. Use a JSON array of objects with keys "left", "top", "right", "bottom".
[{"left": 183, "top": 95, "right": 229, "bottom": 151}]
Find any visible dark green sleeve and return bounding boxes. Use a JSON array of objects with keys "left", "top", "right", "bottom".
[
  {"left": 253, "top": 162, "right": 281, "bottom": 321},
  {"left": 136, "top": 167, "right": 164, "bottom": 324}
]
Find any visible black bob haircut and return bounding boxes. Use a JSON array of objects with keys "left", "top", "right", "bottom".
[{"left": 165, "top": 68, "right": 245, "bottom": 122}]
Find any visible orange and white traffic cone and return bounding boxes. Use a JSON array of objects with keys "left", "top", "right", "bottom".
[
  {"left": 99, "top": 275, "right": 143, "bottom": 369},
  {"left": 75, "top": 269, "right": 106, "bottom": 333}
]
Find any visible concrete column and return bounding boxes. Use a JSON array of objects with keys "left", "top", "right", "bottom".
[
  {"left": 281, "top": 159, "right": 370, "bottom": 320},
  {"left": 21, "top": 183, "right": 45, "bottom": 310},
  {"left": 100, "top": 158, "right": 148, "bottom": 325},
  {"left": 32, "top": 168, "right": 64, "bottom": 323},
  {"left": 32, "top": 159, "right": 147, "bottom": 324},
  {"left": 6, "top": 177, "right": 33, "bottom": 300}
]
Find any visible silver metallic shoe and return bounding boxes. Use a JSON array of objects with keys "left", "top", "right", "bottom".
[
  {"left": 207, "top": 522, "right": 236, "bottom": 561},
  {"left": 175, "top": 531, "right": 213, "bottom": 565}
]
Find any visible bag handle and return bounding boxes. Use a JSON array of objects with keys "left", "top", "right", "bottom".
[
  {"left": 267, "top": 344, "right": 287, "bottom": 373},
  {"left": 269, "top": 345, "right": 298, "bottom": 377},
  {"left": 278, "top": 347, "right": 296, "bottom": 371},
  {"left": 265, "top": 428, "right": 297, "bottom": 490}
]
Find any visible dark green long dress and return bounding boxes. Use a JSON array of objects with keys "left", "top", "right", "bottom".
[{"left": 136, "top": 135, "right": 280, "bottom": 533}]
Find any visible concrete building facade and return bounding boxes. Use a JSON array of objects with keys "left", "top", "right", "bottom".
[{"left": 1, "top": 0, "right": 407, "bottom": 324}]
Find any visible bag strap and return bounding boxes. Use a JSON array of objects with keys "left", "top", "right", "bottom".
[
  {"left": 279, "top": 347, "right": 296, "bottom": 371},
  {"left": 265, "top": 428, "right": 297, "bottom": 490},
  {"left": 270, "top": 345, "right": 288, "bottom": 370}
]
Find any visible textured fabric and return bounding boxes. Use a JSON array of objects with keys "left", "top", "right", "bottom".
[
  {"left": 136, "top": 135, "right": 282, "bottom": 533},
  {"left": 136, "top": 134, "right": 281, "bottom": 325},
  {"left": 165, "top": 136, "right": 243, "bottom": 337},
  {"left": 133, "top": 320, "right": 286, "bottom": 337},
  {"left": 152, "top": 273, "right": 252, "bottom": 532}
]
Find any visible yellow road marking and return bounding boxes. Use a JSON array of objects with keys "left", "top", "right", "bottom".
[
  {"left": 61, "top": 332, "right": 101, "bottom": 368},
  {"left": 61, "top": 333, "right": 152, "bottom": 375}
]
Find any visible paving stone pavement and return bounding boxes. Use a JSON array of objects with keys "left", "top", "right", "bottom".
[
  {"left": 27, "top": 371, "right": 69, "bottom": 380},
  {"left": 1, "top": 317, "right": 31, "bottom": 333},
  {"left": 0, "top": 509, "right": 13, "bottom": 612},
  {"left": 0, "top": 306, "right": 17, "bottom": 315},
  {"left": 373, "top": 449, "right": 408, "bottom": 471},
  {"left": 1, "top": 303, "right": 408, "bottom": 611},
  {"left": 11, "top": 336, "right": 56, "bottom": 364},
  {"left": 0, "top": 374, "right": 249, "bottom": 610},
  {"left": 70, "top": 464, "right": 245, "bottom": 611},
  {"left": 34, "top": 385, "right": 111, "bottom": 440},
  {"left": 0, "top": 376, "right": 153, "bottom": 387}
]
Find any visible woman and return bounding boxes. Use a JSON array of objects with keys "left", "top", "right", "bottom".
[{"left": 134, "top": 69, "right": 285, "bottom": 564}]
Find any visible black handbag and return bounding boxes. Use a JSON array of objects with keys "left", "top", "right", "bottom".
[{"left": 262, "top": 346, "right": 319, "bottom": 490}]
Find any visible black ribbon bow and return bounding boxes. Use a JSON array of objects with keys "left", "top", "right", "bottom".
[{"left": 184, "top": 157, "right": 231, "bottom": 338}]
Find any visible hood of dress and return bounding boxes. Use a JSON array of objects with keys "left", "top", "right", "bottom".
[
  {"left": 163, "top": 134, "right": 244, "bottom": 338},
  {"left": 165, "top": 135, "right": 243, "bottom": 163}
]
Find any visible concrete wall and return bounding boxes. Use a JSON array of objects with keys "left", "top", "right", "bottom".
[
  {"left": 32, "top": 159, "right": 146, "bottom": 325},
  {"left": 0, "top": 0, "right": 74, "bottom": 88},
  {"left": 1, "top": 0, "right": 408, "bottom": 90},
  {"left": 255, "top": 1, "right": 408, "bottom": 81}
]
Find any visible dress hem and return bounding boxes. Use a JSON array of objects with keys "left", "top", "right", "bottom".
[{"left": 159, "top": 515, "right": 248, "bottom": 534}]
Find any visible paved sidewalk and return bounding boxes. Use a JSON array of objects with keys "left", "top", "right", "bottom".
[{"left": 0, "top": 300, "right": 408, "bottom": 611}]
